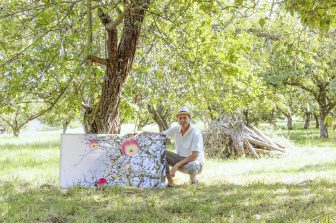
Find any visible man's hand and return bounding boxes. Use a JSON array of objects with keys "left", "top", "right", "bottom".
[{"left": 169, "top": 165, "right": 178, "bottom": 177}]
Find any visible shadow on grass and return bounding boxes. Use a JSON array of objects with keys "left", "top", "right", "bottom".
[{"left": 2, "top": 180, "right": 336, "bottom": 223}]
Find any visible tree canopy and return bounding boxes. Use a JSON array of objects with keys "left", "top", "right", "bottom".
[{"left": 0, "top": 0, "right": 335, "bottom": 137}]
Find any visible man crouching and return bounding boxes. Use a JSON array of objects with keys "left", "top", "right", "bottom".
[{"left": 163, "top": 107, "right": 205, "bottom": 186}]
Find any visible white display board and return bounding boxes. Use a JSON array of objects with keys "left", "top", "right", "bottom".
[{"left": 60, "top": 133, "right": 166, "bottom": 188}]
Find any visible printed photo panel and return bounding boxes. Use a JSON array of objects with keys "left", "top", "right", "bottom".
[{"left": 60, "top": 133, "right": 166, "bottom": 188}]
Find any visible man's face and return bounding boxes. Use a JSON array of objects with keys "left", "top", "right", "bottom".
[{"left": 177, "top": 114, "right": 190, "bottom": 127}]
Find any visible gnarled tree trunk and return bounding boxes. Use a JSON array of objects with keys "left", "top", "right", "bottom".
[
  {"left": 319, "top": 108, "right": 328, "bottom": 138},
  {"left": 286, "top": 115, "right": 293, "bottom": 130},
  {"left": 303, "top": 111, "right": 311, "bottom": 129},
  {"left": 147, "top": 104, "right": 171, "bottom": 144},
  {"left": 268, "top": 109, "right": 276, "bottom": 128},
  {"left": 314, "top": 113, "right": 319, "bottom": 128},
  {"left": 147, "top": 104, "right": 170, "bottom": 132},
  {"left": 84, "top": 1, "right": 149, "bottom": 134},
  {"left": 63, "top": 119, "right": 71, "bottom": 134},
  {"left": 277, "top": 105, "right": 293, "bottom": 130},
  {"left": 243, "top": 110, "right": 250, "bottom": 127},
  {"left": 316, "top": 87, "right": 329, "bottom": 138}
]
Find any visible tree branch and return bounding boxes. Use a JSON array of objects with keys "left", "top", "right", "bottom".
[
  {"left": 0, "top": 3, "right": 76, "bottom": 68},
  {"left": 245, "top": 28, "right": 281, "bottom": 41},
  {"left": 284, "top": 79, "right": 317, "bottom": 98},
  {"left": 276, "top": 105, "right": 290, "bottom": 117},
  {"left": 98, "top": 4, "right": 132, "bottom": 32},
  {"left": 87, "top": 55, "right": 108, "bottom": 66},
  {"left": 0, "top": 116, "right": 14, "bottom": 129},
  {"left": 19, "top": 82, "right": 71, "bottom": 128}
]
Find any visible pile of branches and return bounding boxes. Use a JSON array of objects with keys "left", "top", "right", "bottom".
[{"left": 204, "top": 118, "right": 285, "bottom": 159}]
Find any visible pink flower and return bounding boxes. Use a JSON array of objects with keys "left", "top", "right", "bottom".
[
  {"left": 121, "top": 137, "right": 140, "bottom": 157},
  {"left": 96, "top": 178, "right": 108, "bottom": 186},
  {"left": 89, "top": 140, "right": 99, "bottom": 150}
]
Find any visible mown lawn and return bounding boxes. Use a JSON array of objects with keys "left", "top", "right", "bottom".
[{"left": 1, "top": 127, "right": 336, "bottom": 222}]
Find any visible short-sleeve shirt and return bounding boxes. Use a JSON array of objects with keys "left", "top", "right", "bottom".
[{"left": 163, "top": 125, "right": 205, "bottom": 164}]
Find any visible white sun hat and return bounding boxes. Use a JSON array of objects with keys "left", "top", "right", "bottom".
[{"left": 175, "top": 107, "right": 192, "bottom": 118}]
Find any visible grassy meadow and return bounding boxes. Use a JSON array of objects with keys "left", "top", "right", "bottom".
[{"left": 1, "top": 124, "right": 336, "bottom": 223}]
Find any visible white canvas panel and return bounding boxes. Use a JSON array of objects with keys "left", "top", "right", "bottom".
[{"left": 60, "top": 133, "right": 166, "bottom": 188}]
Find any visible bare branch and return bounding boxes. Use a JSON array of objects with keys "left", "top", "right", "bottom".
[
  {"left": 98, "top": 4, "right": 132, "bottom": 32},
  {"left": 0, "top": 116, "right": 14, "bottom": 129},
  {"left": 245, "top": 28, "right": 281, "bottom": 41},
  {"left": 87, "top": 55, "right": 108, "bottom": 66},
  {"left": 22, "top": 83, "right": 71, "bottom": 126},
  {"left": 283, "top": 79, "right": 318, "bottom": 99}
]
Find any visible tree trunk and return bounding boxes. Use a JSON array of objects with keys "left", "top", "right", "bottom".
[
  {"left": 13, "top": 129, "right": 19, "bottom": 137},
  {"left": 83, "top": 84, "right": 122, "bottom": 134},
  {"left": 303, "top": 111, "right": 311, "bottom": 129},
  {"left": 13, "top": 123, "right": 20, "bottom": 137},
  {"left": 319, "top": 110, "right": 328, "bottom": 138},
  {"left": 63, "top": 120, "right": 70, "bottom": 134},
  {"left": 268, "top": 109, "right": 276, "bottom": 128},
  {"left": 3, "top": 118, "right": 23, "bottom": 137},
  {"left": 286, "top": 115, "right": 293, "bottom": 130},
  {"left": 12, "top": 119, "right": 20, "bottom": 137},
  {"left": 314, "top": 113, "right": 319, "bottom": 128},
  {"left": 243, "top": 110, "right": 249, "bottom": 127},
  {"left": 147, "top": 104, "right": 170, "bottom": 132},
  {"left": 317, "top": 88, "right": 329, "bottom": 138},
  {"left": 135, "top": 116, "right": 150, "bottom": 131},
  {"left": 277, "top": 106, "right": 292, "bottom": 130},
  {"left": 147, "top": 104, "right": 171, "bottom": 144},
  {"left": 85, "top": 2, "right": 149, "bottom": 134}
]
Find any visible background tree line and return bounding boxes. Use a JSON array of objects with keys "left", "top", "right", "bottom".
[{"left": 0, "top": 0, "right": 335, "bottom": 137}]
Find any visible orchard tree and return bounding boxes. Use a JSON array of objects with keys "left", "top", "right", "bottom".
[
  {"left": 84, "top": 1, "right": 150, "bottom": 134},
  {"left": 0, "top": 1, "right": 89, "bottom": 135},
  {"left": 39, "top": 96, "right": 81, "bottom": 134},
  {"left": 0, "top": 55, "right": 68, "bottom": 136},
  {"left": 241, "top": 2, "right": 336, "bottom": 137},
  {"left": 266, "top": 30, "right": 336, "bottom": 138}
]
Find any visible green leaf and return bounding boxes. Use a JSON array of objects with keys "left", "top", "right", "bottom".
[
  {"left": 199, "top": 4, "right": 210, "bottom": 13},
  {"left": 289, "top": 8, "right": 294, "bottom": 16},
  {"left": 235, "top": 0, "right": 243, "bottom": 5},
  {"left": 169, "top": 26, "right": 175, "bottom": 32},
  {"left": 325, "top": 116, "right": 335, "bottom": 127},
  {"left": 258, "top": 18, "right": 266, "bottom": 27}
]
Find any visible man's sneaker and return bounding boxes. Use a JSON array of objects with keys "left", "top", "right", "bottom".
[{"left": 189, "top": 173, "right": 198, "bottom": 184}]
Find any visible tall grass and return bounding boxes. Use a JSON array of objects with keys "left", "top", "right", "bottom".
[{"left": 1, "top": 126, "right": 336, "bottom": 222}]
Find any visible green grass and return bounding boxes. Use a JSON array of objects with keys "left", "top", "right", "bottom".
[
  {"left": 259, "top": 119, "right": 336, "bottom": 147},
  {"left": 1, "top": 127, "right": 336, "bottom": 222}
]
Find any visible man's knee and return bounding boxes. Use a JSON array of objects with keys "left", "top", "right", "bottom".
[
  {"left": 188, "top": 168, "right": 198, "bottom": 176},
  {"left": 182, "top": 162, "right": 201, "bottom": 175}
]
